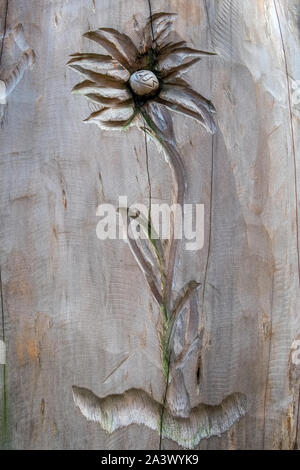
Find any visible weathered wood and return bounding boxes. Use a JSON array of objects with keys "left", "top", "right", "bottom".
[{"left": 0, "top": 0, "right": 299, "bottom": 449}]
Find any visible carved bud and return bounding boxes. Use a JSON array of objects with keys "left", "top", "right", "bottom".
[{"left": 129, "top": 70, "right": 159, "bottom": 96}]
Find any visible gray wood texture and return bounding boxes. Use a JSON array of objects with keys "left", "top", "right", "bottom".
[{"left": 0, "top": 0, "right": 300, "bottom": 450}]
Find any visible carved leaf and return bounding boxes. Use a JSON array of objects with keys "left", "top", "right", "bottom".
[
  {"left": 128, "top": 211, "right": 165, "bottom": 269},
  {"left": 172, "top": 280, "right": 201, "bottom": 318},
  {"left": 117, "top": 207, "right": 162, "bottom": 305},
  {"left": 166, "top": 368, "right": 191, "bottom": 418},
  {"left": 72, "top": 386, "right": 247, "bottom": 449},
  {"left": 83, "top": 28, "right": 138, "bottom": 72}
]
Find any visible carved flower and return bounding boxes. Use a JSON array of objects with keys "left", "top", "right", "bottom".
[
  {"left": 68, "top": 13, "right": 220, "bottom": 448},
  {"left": 68, "top": 13, "right": 216, "bottom": 134}
]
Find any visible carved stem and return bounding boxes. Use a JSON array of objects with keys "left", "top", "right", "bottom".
[
  {"left": 158, "top": 142, "right": 184, "bottom": 449},
  {"left": 141, "top": 108, "right": 186, "bottom": 448},
  {"left": 161, "top": 141, "right": 185, "bottom": 307},
  {"left": 140, "top": 109, "right": 185, "bottom": 312}
]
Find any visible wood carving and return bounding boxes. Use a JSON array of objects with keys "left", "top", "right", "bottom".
[
  {"left": 0, "top": 24, "right": 35, "bottom": 104},
  {"left": 68, "top": 10, "right": 246, "bottom": 448}
]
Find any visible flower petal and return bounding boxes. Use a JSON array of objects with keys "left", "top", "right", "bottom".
[
  {"left": 68, "top": 64, "right": 127, "bottom": 84},
  {"left": 157, "top": 47, "right": 216, "bottom": 73},
  {"left": 151, "top": 13, "right": 178, "bottom": 32},
  {"left": 83, "top": 28, "right": 138, "bottom": 72},
  {"left": 159, "top": 41, "right": 187, "bottom": 55},
  {"left": 157, "top": 86, "right": 216, "bottom": 134},
  {"left": 67, "top": 53, "right": 130, "bottom": 81},
  {"left": 155, "top": 21, "right": 174, "bottom": 45},
  {"left": 158, "top": 57, "right": 201, "bottom": 79},
  {"left": 144, "top": 13, "right": 177, "bottom": 49},
  {"left": 84, "top": 94, "right": 132, "bottom": 108},
  {"left": 84, "top": 103, "right": 136, "bottom": 130},
  {"left": 163, "top": 80, "right": 216, "bottom": 113},
  {"left": 72, "top": 79, "right": 131, "bottom": 101}
]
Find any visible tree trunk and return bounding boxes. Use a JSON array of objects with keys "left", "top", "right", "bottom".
[{"left": 0, "top": 0, "right": 299, "bottom": 450}]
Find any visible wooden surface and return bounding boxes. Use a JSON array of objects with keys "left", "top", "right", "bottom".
[{"left": 0, "top": 0, "right": 300, "bottom": 449}]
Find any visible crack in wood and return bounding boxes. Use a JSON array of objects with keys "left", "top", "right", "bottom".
[
  {"left": 262, "top": 2, "right": 300, "bottom": 449},
  {"left": 0, "top": 268, "right": 5, "bottom": 345},
  {"left": 273, "top": 0, "right": 300, "bottom": 288},
  {"left": 294, "top": 386, "right": 300, "bottom": 449},
  {"left": 0, "top": 0, "right": 8, "bottom": 126},
  {"left": 0, "top": 266, "right": 8, "bottom": 448},
  {"left": 147, "top": 0, "right": 155, "bottom": 45},
  {"left": 201, "top": 136, "right": 214, "bottom": 322},
  {"left": 0, "top": 0, "right": 8, "bottom": 66}
]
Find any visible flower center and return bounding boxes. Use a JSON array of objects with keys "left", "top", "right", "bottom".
[{"left": 129, "top": 70, "right": 159, "bottom": 97}]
